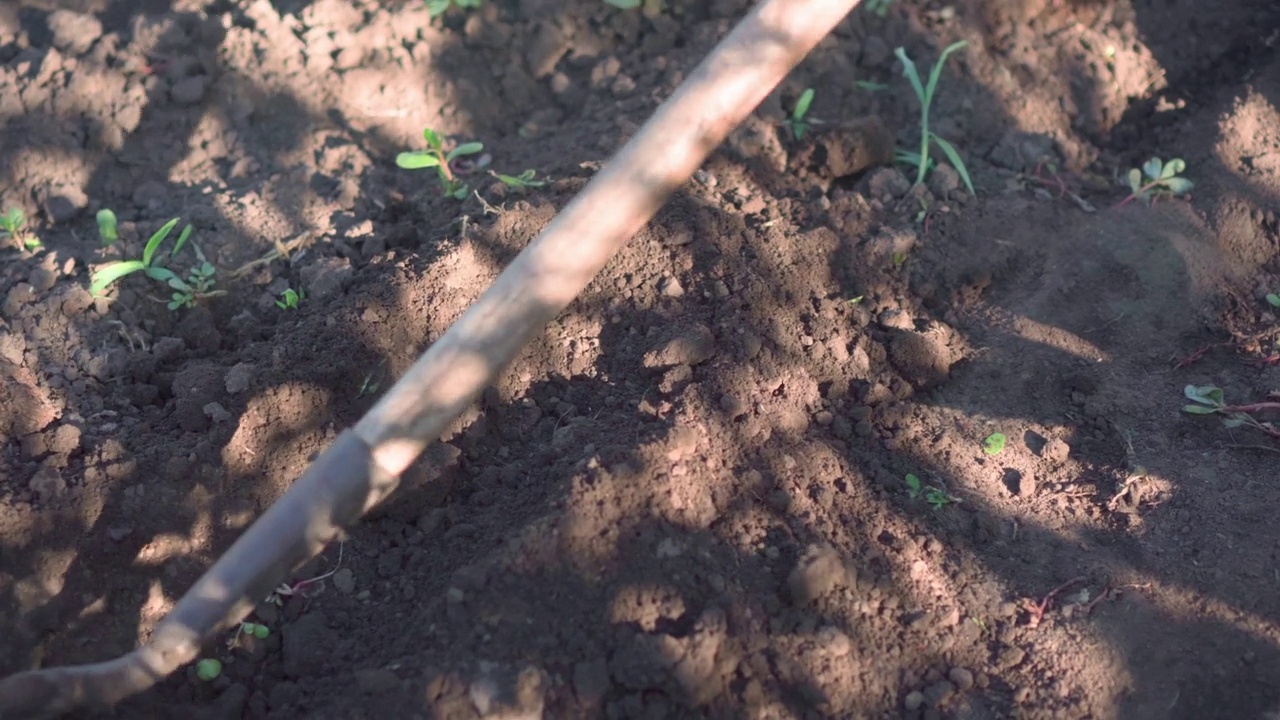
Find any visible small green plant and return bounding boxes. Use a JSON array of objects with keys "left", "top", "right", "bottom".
[
  {"left": 893, "top": 41, "right": 975, "bottom": 196},
  {"left": 97, "top": 208, "right": 118, "bottom": 246},
  {"left": 168, "top": 261, "right": 217, "bottom": 310},
  {"left": 785, "top": 88, "right": 815, "bottom": 141},
  {"left": 90, "top": 218, "right": 190, "bottom": 295},
  {"left": 905, "top": 473, "right": 922, "bottom": 498},
  {"left": 892, "top": 251, "right": 907, "bottom": 268},
  {"left": 0, "top": 208, "right": 39, "bottom": 250},
  {"left": 227, "top": 621, "right": 271, "bottom": 648},
  {"left": 1182, "top": 384, "right": 1280, "bottom": 441},
  {"left": 276, "top": 287, "right": 304, "bottom": 310},
  {"left": 426, "top": 0, "right": 481, "bottom": 17},
  {"left": 195, "top": 658, "right": 222, "bottom": 682},
  {"left": 865, "top": 0, "right": 895, "bottom": 16},
  {"left": 396, "top": 128, "right": 484, "bottom": 200},
  {"left": 90, "top": 217, "right": 223, "bottom": 310},
  {"left": 1119, "top": 157, "right": 1193, "bottom": 207},
  {"left": 1267, "top": 294, "right": 1280, "bottom": 308},
  {"left": 0, "top": 207, "right": 22, "bottom": 235},
  {"left": 923, "top": 487, "right": 954, "bottom": 510},
  {"left": 854, "top": 80, "right": 889, "bottom": 92},
  {"left": 982, "top": 432, "right": 1007, "bottom": 455},
  {"left": 905, "top": 473, "right": 956, "bottom": 510},
  {"left": 490, "top": 169, "right": 547, "bottom": 191}
]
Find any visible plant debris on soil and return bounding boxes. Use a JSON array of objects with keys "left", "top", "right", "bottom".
[{"left": 3, "top": 0, "right": 1280, "bottom": 718}]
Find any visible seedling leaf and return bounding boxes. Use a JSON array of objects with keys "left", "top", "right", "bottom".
[
  {"left": 1266, "top": 293, "right": 1280, "bottom": 308},
  {"left": 396, "top": 151, "right": 440, "bottom": 170},
  {"left": 1127, "top": 168, "right": 1143, "bottom": 193},
  {"left": 1181, "top": 404, "right": 1219, "bottom": 415},
  {"left": 905, "top": 473, "right": 921, "bottom": 499},
  {"left": 982, "top": 432, "right": 1007, "bottom": 455},
  {"left": 604, "top": 0, "right": 642, "bottom": 7},
  {"left": 446, "top": 142, "right": 484, "bottom": 160},
  {"left": 172, "top": 224, "right": 193, "bottom": 256},
  {"left": 90, "top": 261, "right": 145, "bottom": 295},
  {"left": 793, "top": 88, "right": 814, "bottom": 121},
  {"left": 97, "top": 208, "right": 118, "bottom": 244},
  {"left": 195, "top": 658, "right": 222, "bottom": 681},
  {"left": 1161, "top": 177, "right": 1194, "bottom": 194},
  {"left": 1142, "top": 157, "right": 1163, "bottom": 181},
  {"left": 930, "top": 134, "right": 975, "bottom": 195},
  {"left": 1183, "top": 384, "right": 1224, "bottom": 406},
  {"left": 142, "top": 218, "right": 180, "bottom": 267}
]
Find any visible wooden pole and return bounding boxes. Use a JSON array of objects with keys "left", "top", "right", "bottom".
[{"left": 0, "top": 1, "right": 861, "bottom": 716}]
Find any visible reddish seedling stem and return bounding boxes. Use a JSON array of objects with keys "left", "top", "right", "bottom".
[{"left": 1022, "top": 575, "right": 1086, "bottom": 628}]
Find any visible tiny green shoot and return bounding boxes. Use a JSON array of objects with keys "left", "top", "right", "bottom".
[
  {"left": 195, "top": 658, "right": 222, "bottom": 681},
  {"left": 1267, "top": 293, "right": 1280, "bottom": 309},
  {"left": 276, "top": 288, "right": 304, "bottom": 310},
  {"left": 905, "top": 473, "right": 956, "bottom": 510},
  {"left": 0, "top": 208, "right": 39, "bottom": 250},
  {"left": 847, "top": 295, "right": 864, "bottom": 305},
  {"left": 396, "top": 128, "right": 484, "bottom": 200},
  {"left": 893, "top": 41, "right": 976, "bottom": 196},
  {"left": 982, "top": 432, "right": 1007, "bottom": 455},
  {"left": 240, "top": 622, "right": 270, "bottom": 639},
  {"left": 1121, "top": 154, "right": 1187, "bottom": 204},
  {"left": 905, "top": 473, "right": 922, "bottom": 499},
  {"left": 786, "top": 88, "right": 815, "bottom": 141},
  {"left": 923, "top": 487, "right": 954, "bottom": 510},
  {"left": 854, "top": 80, "right": 889, "bottom": 92},
  {"left": 97, "top": 208, "right": 118, "bottom": 246},
  {"left": 892, "top": 251, "right": 907, "bottom": 268},
  {"left": 1119, "top": 157, "right": 1193, "bottom": 207},
  {"left": 490, "top": 169, "right": 547, "bottom": 190}
]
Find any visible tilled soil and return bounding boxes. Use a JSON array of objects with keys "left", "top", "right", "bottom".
[{"left": 2, "top": 1, "right": 1280, "bottom": 718}]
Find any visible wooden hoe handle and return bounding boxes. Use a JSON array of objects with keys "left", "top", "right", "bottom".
[{"left": 0, "top": 0, "right": 861, "bottom": 716}]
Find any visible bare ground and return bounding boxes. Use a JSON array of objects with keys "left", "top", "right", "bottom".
[{"left": 2, "top": 1, "right": 1280, "bottom": 718}]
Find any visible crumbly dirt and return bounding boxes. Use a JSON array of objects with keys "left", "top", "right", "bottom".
[{"left": 2, "top": 1, "right": 1280, "bottom": 718}]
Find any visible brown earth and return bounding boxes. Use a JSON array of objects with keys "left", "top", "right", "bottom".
[{"left": 2, "top": 0, "right": 1280, "bottom": 718}]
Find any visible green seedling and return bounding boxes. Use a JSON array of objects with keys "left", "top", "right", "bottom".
[
  {"left": 227, "top": 621, "right": 271, "bottom": 648},
  {"left": 865, "top": 0, "right": 895, "bottom": 16},
  {"left": 1119, "top": 157, "right": 1192, "bottom": 207},
  {"left": 847, "top": 295, "right": 864, "bottom": 305},
  {"left": 0, "top": 207, "right": 39, "bottom": 250},
  {"left": 923, "top": 487, "right": 954, "bottom": 510},
  {"left": 195, "top": 658, "right": 222, "bottom": 682},
  {"left": 396, "top": 128, "right": 484, "bottom": 200},
  {"left": 89, "top": 218, "right": 190, "bottom": 295},
  {"left": 854, "top": 80, "right": 889, "bottom": 92},
  {"left": 168, "top": 261, "right": 218, "bottom": 310},
  {"left": 982, "top": 432, "right": 1007, "bottom": 455},
  {"left": 1182, "top": 384, "right": 1280, "bottom": 441},
  {"left": 426, "top": 0, "right": 481, "bottom": 17},
  {"left": 893, "top": 41, "right": 976, "bottom": 196},
  {"left": 905, "top": 473, "right": 956, "bottom": 509},
  {"left": 1267, "top": 294, "right": 1280, "bottom": 308},
  {"left": 490, "top": 169, "right": 547, "bottom": 191},
  {"left": 785, "top": 88, "right": 815, "bottom": 141},
  {"left": 892, "top": 251, "right": 908, "bottom": 268},
  {"left": 905, "top": 473, "right": 922, "bottom": 499},
  {"left": 275, "top": 287, "right": 304, "bottom": 310},
  {"left": 0, "top": 207, "right": 22, "bottom": 235},
  {"left": 97, "top": 208, "right": 118, "bottom": 246}
]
